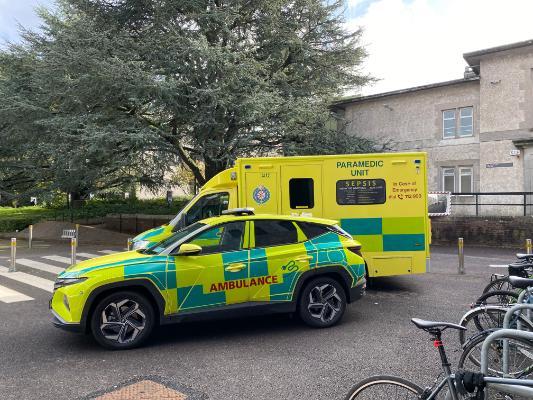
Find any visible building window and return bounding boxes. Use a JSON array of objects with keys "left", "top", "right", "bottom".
[
  {"left": 442, "top": 110, "right": 456, "bottom": 139},
  {"left": 441, "top": 166, "right": 474, "bottom": 193},
  {"left": 459, "top": 107, "right": 473, "bottom": 136},
  {"left": 459, "top": 167, "right": 473, "bottom": 193},
  {"left": 442, "top": 107, "right": 473, "bottom": 139},
  {"left": 442, "top": 168, "right": 455, "bottom": 192}
]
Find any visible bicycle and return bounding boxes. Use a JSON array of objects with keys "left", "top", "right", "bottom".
[{"left": 345, "top": 318, "right": 533, "bottom": 399}]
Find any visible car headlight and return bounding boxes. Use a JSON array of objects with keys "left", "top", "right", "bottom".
[
  {"left": 132, "top": 240, "right": 150, "bottom": 250},
  {"left": 54, "top": 277, "right": 87, "bottom": 291}
]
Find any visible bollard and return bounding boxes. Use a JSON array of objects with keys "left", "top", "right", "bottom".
[
  {"left": 526, "top": 238, "right": 532, "bottom": 254},
  {"left": 28, "top": 224, "right": 33, "bottom": 249},
  {"left": 10, "top": 238, "right": 16, "bottom": 272},
  {"left": 458, "top": 237, "right": 465, "bottom": 275},
  {"left": 70, "top": 237, "right": 77, "bottom": 265},
  {"left": 127, "top": 238, "right": 133, "bottom": 251}
]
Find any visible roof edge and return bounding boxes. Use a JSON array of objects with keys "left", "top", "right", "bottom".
[
  {"left": 332, "top": 77, "right": 479, "bottom": 107},
  {"left": 464, "top": 39, "right": 533, "bottom": 66}
]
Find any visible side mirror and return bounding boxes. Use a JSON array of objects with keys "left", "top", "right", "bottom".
[{"left": 176, "top": 243, "right": 202, "bottom": 256}]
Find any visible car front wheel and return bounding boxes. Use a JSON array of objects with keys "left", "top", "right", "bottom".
[
  {"left": 298, "top": 277, "right": 346, "bottom": 328},
  {"left": 90, "top": 291, "right": 155, "bottom": 350}
]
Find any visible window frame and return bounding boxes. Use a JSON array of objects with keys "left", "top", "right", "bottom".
[
  {"left": 442, "top": 106, "right": 474, "bottom": 139},
  {"left": 442, "top": 167, "right": 456, "bottom": 192},
  {"left": 251, "top": 219, "right": 300, "bottom": 249},
  {"left": 183, "top": 221, "right": 246, "bottom": 255},
  {"left": 458, "top": 107, "right": 474, "bottom": 137},
  {"left": 442, "top": 109, "right": 457, "bottom": 139},
  {"left": 458, "top": 166, "right": 473, "bottom": 193}
]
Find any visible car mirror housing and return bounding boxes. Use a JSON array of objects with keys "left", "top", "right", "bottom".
[{"left": 176, "top": 243, "right": 202, "bottom": 256}]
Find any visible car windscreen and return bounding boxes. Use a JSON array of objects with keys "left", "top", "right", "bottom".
[{"left": 142, "top": 222, "right": 206, "bottom": 254}]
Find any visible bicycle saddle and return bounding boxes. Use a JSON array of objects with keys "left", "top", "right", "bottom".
[
  {"left": 516, "top": 253, "right": 533, "bottom": 261},
  {"left": 508, "top": 263, "right": 533, "bottom": 278},
  {"left": 508, "top": 276, "right": 533, "bottom": 289},
  {"left": 411, "top": 318, "right": 466, "bottom": 332}
]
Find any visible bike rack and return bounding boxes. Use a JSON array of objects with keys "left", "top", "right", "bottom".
[
  {"left": 502, "top": 303, "right": 533, "bottom": 374},
  {"left": 481, "top": 329, "right": 533, "bottom": 397}
]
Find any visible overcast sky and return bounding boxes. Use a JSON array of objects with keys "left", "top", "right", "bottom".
[{"left": 2, "top": 0, "right": 533, "bottom": 95}]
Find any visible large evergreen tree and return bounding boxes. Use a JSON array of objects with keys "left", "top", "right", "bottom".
[{"left": 0, "top": 0, "right": 376, "bottom": 201}]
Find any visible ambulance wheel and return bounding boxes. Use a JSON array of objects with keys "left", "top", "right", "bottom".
[
  {"left": 90, "top": 291, "right": 155, "bottom": 350},
  {"left": 298, "top": 277, "right": 346, "bottom": 328}
]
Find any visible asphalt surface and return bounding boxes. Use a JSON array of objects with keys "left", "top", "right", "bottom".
[{"left": 0, "top": 240, "right": 523, "bottom": 400}]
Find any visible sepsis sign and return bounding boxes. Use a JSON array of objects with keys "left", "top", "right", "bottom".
[{"left": 209, "top": 276, "right": 279, "bottom": 293}]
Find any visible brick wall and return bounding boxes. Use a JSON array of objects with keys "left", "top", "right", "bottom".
[{"left": 431, "top": 216, "right": 533, "bottom": 247}]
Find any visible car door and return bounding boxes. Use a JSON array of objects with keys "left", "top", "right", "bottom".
[
  {"left": 248, "top": 219, "right": 316, "bottom": 303},
  {"left": 169, "top": 221, "right": 250, "bottom": 313}
]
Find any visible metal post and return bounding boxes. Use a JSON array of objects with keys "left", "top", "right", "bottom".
[
  {"left": 28, "top": 224, "right": 33, "bottom": 249},
  {"left": 525, "top": 193, "right": 527, "bottom": 217},
  {"left": 75, "top": 223, "right": 79, "bottom": 240},
  {"left": 458, "top": 237, "right": 465, "bottom": 275},
  {"left": 70, "top": 237, "right": 77, "bottom": 265},
  {"left": 526, "top": 238, "right": 532, "bottom": 254},
  {"left": 127, "top": 238, "right": 133, "bottom": 251},
  {"left": 475, "top": 194, "right": 479, "bottom": 216},
  {"left": 10, "top": 238, "right": 16, "bottom": 272}
]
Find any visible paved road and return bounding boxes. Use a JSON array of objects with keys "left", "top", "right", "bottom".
[{"left": 0, "top": 240, "right": 523, "bottom": 399}]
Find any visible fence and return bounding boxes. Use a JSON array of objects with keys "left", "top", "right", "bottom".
[{"left": 451, "top": 192, "right": 533, "bottom": 216}]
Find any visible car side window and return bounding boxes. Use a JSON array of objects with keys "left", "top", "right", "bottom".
[
  {"left": 297, "top": 222, "right": 330, "bottom": 240},
  {"left": 185, "top": 192, "right": 230, "bottom": 225},
  {"left": 187, "top": 222, "right": 244, "bottom": 255},
  {"left": 254, "top": 220, "right": 298, "bottom": 248}
]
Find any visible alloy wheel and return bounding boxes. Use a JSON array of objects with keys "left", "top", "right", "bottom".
[
  {"left": 100, "top": 299, "right": 146, "bottom": 344},
  {"left": 307, "top": 283, "right": 342, "bottom": 323}
]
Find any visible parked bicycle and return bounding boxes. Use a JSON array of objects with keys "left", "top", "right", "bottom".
[{"left": 345, "top": 318, "right": 533, "bottom": 399}]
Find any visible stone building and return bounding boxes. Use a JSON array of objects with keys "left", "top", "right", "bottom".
[{"left": 332, "top": 39, "right": 533, "bottom": 216}]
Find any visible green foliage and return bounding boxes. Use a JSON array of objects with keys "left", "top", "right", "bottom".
[
  {"left": 0, "top": 0, "right": 379, "bottom": 202},
  {"left": 0, "top": 198, "right": 190, "bottom": 232}
]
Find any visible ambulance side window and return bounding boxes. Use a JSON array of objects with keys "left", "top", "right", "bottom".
[
  {"left": 185, "top": 192, "right": 230, "bottom": 225},
  {"left": 289, "top": 178, "right": 314, "bottom": 209},
  {"left": 187, "top": 222, "right": 244, "bottom": 255},
  {"left": 254, "top": 220, "right": 298, "bottom": 248}
]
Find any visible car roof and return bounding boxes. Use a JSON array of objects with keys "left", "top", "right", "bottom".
[{"left": 200, "top": 213, "right": 339, "bottom": 226}]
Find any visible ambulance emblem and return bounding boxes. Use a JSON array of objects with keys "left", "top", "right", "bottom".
[{"left": 253, "top": 185, "right": 270, "bottom": 205}]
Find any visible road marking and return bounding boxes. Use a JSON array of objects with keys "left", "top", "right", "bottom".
[
  {"left": 17, "top": 259, "right": 64, "bottom": 274},
  {"left": 0, "top": 266, "right": 54, "bottom": 292},
  {"left": 0, "top": 284, "right": 33, "bottom": 303},
  {"left": 43, "top": 255, "right": 72, "bottom": 264},
  {"left": 77, "top": 252, "right": 100, "bottom": 259},
  {"left": 98, "top": 250, "right": 118, "bottom": 254}
]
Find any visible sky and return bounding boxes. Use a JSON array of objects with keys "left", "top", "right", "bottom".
[{"left": 2, "top": 0, "right": 533, "bottom": 95}]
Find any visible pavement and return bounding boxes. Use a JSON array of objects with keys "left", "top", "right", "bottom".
[{"left": 0, "top": 240, "right": 524, "bottom": 400}]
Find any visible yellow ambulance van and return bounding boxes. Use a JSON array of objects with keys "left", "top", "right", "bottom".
[{"left": 133, "top": 152, "right": 430, "bottom": 278}]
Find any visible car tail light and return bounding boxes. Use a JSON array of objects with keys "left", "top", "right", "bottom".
[{"left": 347, "top": 245, "right": 363, "bottom": 257}]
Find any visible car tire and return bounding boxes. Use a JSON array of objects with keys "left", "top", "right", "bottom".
[
  {"left": 90, "top": 291, "right": 155, "bottom": 350},
  {"left": 298, "top": 277, "right": 346, "bottom": 328}
]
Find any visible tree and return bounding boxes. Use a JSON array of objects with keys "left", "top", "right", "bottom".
[{"left": 0, "top": 0, "right": 377, "bottom": 200}]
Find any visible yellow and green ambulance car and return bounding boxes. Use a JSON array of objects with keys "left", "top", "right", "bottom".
[
  {"left": 133, "top": 152, "right": 430, "bottom": 278},
  {"left": 51, "top": 211, "right": 366, "bottom": 349}
]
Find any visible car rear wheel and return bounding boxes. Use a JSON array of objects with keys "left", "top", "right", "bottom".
[
  {"left": 90, "top": 291, "right": 155, "bottom": 350},
  {"left": 298, "top": 277, "right": 346, "bottom": 328}
]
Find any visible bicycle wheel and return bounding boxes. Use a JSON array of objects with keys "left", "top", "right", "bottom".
[
  {"left": 345, "top": 375, "right": 423, "bottom": 399},
  {"left": 458, "top": 306, "right": 533, "bottom": 345},
  {"left": 459, "top": 332, "right": 533, "bottom": 378},
  {"left": 474, "top": 290, "right": 519, "bottom": 307},
  {"left": 482, "top": 277, "right": 519, "bottom": 294}
]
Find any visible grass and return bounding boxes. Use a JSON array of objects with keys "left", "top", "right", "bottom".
[{"left": 0, "top": 198, "right": 191, "bottom": 232}]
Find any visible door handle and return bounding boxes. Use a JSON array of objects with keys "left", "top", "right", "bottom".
[
  {"left": 295, "top": 256, "right": 313, "bottom": 263},
  {"left": 225, "top": 263, "right": 246, "bottom": 272}
]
